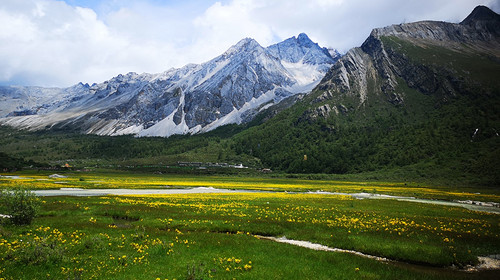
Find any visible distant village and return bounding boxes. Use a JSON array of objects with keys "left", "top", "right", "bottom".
[
  {"left": 177, "top": 161, "right": 246, "bottom": 168},
  {"left": 177, "top": 162, "right": 271, "bottom": 172}
]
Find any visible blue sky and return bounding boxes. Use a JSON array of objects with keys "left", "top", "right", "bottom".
[{"left": 1, "top": 0, "right": 499, "bottom": 87}]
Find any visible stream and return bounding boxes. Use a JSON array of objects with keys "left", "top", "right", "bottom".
[{"left": 254, "top": 235, "right": 500, "bottom": 277}]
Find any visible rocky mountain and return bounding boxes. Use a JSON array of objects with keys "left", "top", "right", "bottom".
[
  {"left": 267, "top": 33, "right": 339, "bottom": 74},
  {"left": 317, "top": 5, "right": 500, "bottom": 108},
  {"left": 0, "top": 34, "right": 337, "bottom": 137},
  {"left": 0, "top": 83, "right": 92, "bottom": 118},
  {"left": 232, "top": 6, "right": 499, "bottom": 184}
]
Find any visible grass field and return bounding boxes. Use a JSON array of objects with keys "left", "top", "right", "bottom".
[{"left": 1, "top": 171, "right": 499, "bottom": 279}]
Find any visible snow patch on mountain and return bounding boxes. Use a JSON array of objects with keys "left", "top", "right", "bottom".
[
  {"left": 137, "top": 112, "right": 190, "bottom": 137},
  {"left": 137, "top": 92, "right": 191, "bottom": 137},
  {"left": 111, "top": 124, "right": 143, "bottom": 136},
  {"left": 194, "top": 60, "right": 231, "bottom": 88},
  {"left": 281, "top": 60, "right": 324, "bottom": 89},
  {"left": 201, "top": 87, "right": 279, "bottom": 133}
]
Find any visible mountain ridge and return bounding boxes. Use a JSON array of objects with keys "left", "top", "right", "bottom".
[
  {"left": 0, "top": 34, "right": 338, "bottom": 137},
  {"left": 230, "top": 5, "right": 499, "bottom": 184}
]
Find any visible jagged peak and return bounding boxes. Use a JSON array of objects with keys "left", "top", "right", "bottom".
[
  {"left": 296, "top": 33, "right": 314, "bottom": 46},
  {"left": 224, "top": 37, "right": 263, "bottom": 56},
  {"left": 266, "top": 33, "right": 335, "bottom": 64},
  {"left": 365, "top": 5, "right": 500, "bottom": 45},
  {"left": 277, "top": 33, "right": 316, "bottom": 48},
  {"left": 368, "top": 6, "right": 500, "bottom": 40},
  {"left": 297, "top": 32, "right": 309, "bottom": 39},
  {"left": 461, "top": 5, "right": 500, "bottom": 25},
  {"left": 327, "top": 48, "right": 342, "bottom": 59},
  {"left": 235, "top": 37, "right": 260, "bottom": 47},
  {"left": 72, "top": 82, "right": 89, "bottom": 89}
]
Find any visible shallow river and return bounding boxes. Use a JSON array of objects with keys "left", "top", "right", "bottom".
[{"left": 32, "top": 187, "right": 500, "bottom": 214}]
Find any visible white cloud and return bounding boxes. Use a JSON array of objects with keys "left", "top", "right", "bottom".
[
  {"left": 190, "top": 1, "right": 275, "bottom": 59},
  {"left": 0, "top": 0, "right": 127, "bottom": 86},
  {"left": 0, "top": 0, "right": 498, "bottom": 87}
]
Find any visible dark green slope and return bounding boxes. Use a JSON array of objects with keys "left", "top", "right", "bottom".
[
  {"left": 0, "top": 123, "right": 251, "bottom": 170},
  {"left": 0, "top": 152, "right": 41, "bottom": 171},
  {"left": 231, "top": 6, "right": 500, "bottom": 185}
]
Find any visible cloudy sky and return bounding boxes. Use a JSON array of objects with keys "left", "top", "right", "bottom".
[{"left": 1, "top": 0, "right": 499, "bottom": 87}]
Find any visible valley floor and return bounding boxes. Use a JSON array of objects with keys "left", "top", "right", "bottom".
[{"left": 1, "top": 170, "right": 499, "bottom": 279}]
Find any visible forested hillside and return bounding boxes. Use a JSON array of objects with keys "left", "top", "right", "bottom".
[{"left": 231, "top": 6, "right": 500, "bottom": 185}]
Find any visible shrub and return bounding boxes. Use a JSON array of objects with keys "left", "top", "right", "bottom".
[
  {"left": 0, "top": 188, "right": 40, "bottom": 225},
  {"left": 15, "top": 239, "right": 65, "bottom": 264}
]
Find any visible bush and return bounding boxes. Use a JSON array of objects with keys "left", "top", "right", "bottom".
[
  {"left": 0, "top": 188, "right": 40, "bottom": 225},
  {"left": 15, "top": 239, "right": 65, "bottom": 265}
]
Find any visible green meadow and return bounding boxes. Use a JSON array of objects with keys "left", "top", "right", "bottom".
[{"left": 1, "top": 171, "right": 499, "bottom": 279}]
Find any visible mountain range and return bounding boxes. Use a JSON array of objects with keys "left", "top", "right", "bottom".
[
  {"left": 0, "top": 33, "right": 339, "bottom": 137},
  {"left": 0, "top": 5, "right": 498, "bottom": 185}
]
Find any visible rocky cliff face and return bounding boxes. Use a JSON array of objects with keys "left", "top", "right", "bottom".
[
  {"left": 0, "top": 34, "right": 337, "bottom": 137},
  {"left": 315, "top": 5, "right": 500, "bottom": 111}
]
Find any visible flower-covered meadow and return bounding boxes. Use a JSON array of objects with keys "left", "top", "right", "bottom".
[
  {"left": 1, "top": 171, "right": 499, "bottom": 203},
  {"left": 1, "top": 188, "right": 499, "bottom": 279}
]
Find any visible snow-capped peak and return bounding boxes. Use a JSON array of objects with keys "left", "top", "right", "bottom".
[
  {"left": 223, "top": 38, "right": 263, "bottom": 57},
  {"left": 296, "top": 33, "right": 316, "bottom": 47},
  {"left": 0, "top": 33, "right": 340, "bottom": 137},
  {"left": 267, "top": 33, "right": 335, "bottom": 65}
]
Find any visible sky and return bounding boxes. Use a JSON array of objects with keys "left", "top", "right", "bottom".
[{"left": 1, "top": 0, "right": 499, "bottom": 87}]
